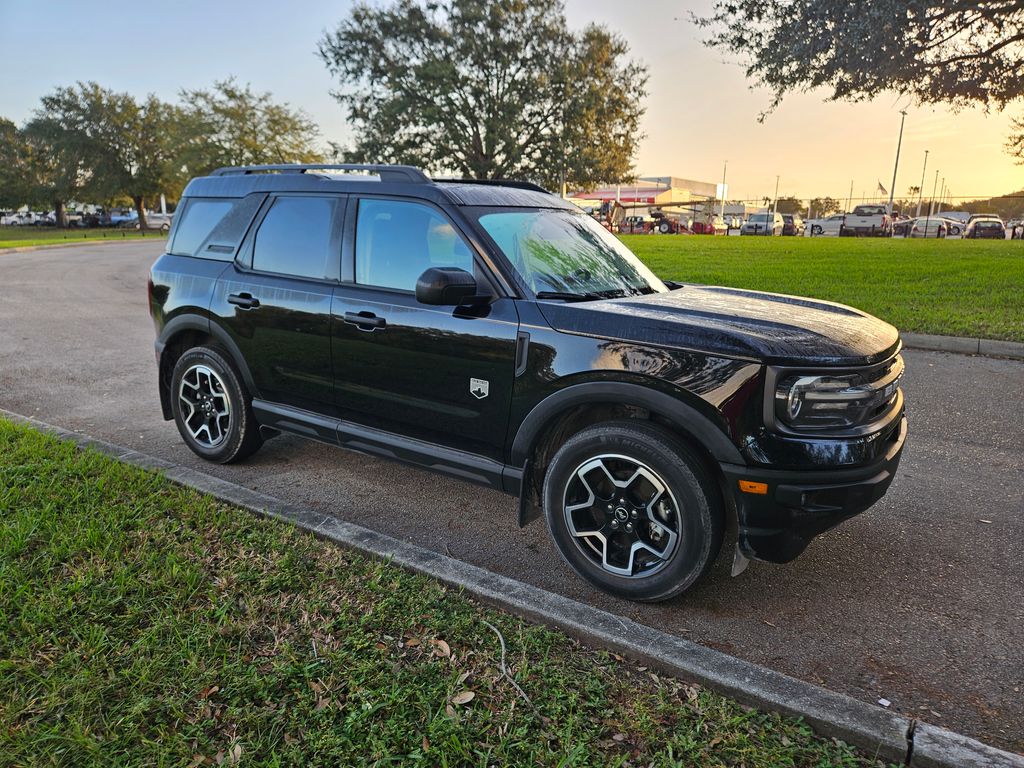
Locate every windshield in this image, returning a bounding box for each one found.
[748,214,771,223]
[853,205,886,215]
[474,208,666,297]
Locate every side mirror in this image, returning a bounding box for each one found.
[415,267,478,306]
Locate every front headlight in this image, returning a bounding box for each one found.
[773,357,903,431]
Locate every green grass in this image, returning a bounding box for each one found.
[0,419,893,767]
[625,235,1024,342]
[0,228,165,249]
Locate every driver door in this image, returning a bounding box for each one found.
[330,196,520,464]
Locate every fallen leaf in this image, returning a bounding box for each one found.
[432,639,451,658]
[612,733,627,742]
[451,690,475,705]
[405,638,421,648]
[445,704,457,718]
[199,685,220,700]
[456,671,470,685]
[228,743,242,765]
[422,736,430,752]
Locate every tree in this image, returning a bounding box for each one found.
[28,83,185,227]
[0,118,32,209]
[21,106,95,226]
[317,0,648,190]
[696,2,1024,157]
[808,196,841,217]
[774,195,805,215]
[178,79,323,175]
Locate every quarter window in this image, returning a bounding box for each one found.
[253,196,337,279]
[170,199,235,258]
[355,199,473,291]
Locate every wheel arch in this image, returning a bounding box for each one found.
[510,382,743,527]
[157,315,257,420]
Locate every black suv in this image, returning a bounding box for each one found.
[149,164,907,602]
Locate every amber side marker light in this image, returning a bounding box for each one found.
[739,480,769,495]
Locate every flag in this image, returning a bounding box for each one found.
[877,181,888,195]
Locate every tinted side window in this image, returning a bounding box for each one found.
[252,196,337,280]
[170,199,236,258]
[355,199,473,291]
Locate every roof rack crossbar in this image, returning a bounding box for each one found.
[209,163,430,184]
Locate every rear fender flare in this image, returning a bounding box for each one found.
[157,314,258,418]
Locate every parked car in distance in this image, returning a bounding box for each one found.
[804,213,845,237]
[964,218,1006,239]
[781,213,805,236]
[0,211,24,226]
[905,217,949,238]
[740,212,784,236]
[149,163,907,602]
[841,204,892,237]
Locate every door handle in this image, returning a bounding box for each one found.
[343,311,386,331]
[228,292,260,309]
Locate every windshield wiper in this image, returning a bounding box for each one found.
[535,290,615,302]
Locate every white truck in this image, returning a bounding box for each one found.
[841,204,892,237]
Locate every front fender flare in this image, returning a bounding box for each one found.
[510,381,744,468]
[508,381,745,526]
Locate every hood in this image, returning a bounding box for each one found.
[537,285,900,366]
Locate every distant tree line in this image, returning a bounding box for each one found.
[0,80,322,228]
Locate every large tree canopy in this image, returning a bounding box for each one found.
[318,0,648,190]
[178,79,323,175]
[28,83,185,227]
[698,1,1024,113]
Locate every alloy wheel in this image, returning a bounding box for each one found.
[562,454,681,578]
[178,364,231,448]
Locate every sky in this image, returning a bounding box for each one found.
[1,0,1020,202]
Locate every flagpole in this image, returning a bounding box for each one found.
[888,110,907,214]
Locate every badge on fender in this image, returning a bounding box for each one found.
[470,378,489,399]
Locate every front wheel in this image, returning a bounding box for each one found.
[170,345,263,463]
[543,421,724,602]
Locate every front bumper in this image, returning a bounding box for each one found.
[720,413,907,563]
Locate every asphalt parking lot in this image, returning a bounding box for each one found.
[1,240,1021,753]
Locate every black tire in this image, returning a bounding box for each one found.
[170,345,263,463]
[542,420,724,602]
[811,225,823,236]
[658,221,671,234]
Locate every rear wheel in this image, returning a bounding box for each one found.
[543,421,724,602]
[170,345,262,463]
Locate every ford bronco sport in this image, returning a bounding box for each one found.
[149,164,907,602]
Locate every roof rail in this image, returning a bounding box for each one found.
[433,177,551,194]
[209,163,430,184]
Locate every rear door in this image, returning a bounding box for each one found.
[330,196,520,463]
[211,193,344,415]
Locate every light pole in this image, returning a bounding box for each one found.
[770,175,780,235]
[719,160,728,222]
[915,150,929,218]
[925,169,939,230]
[888,110,907,214]
[937,178,946,215]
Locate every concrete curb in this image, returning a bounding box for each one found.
[902,332,1024,361]
[0,237,166,254]
[3,408,1022,768]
